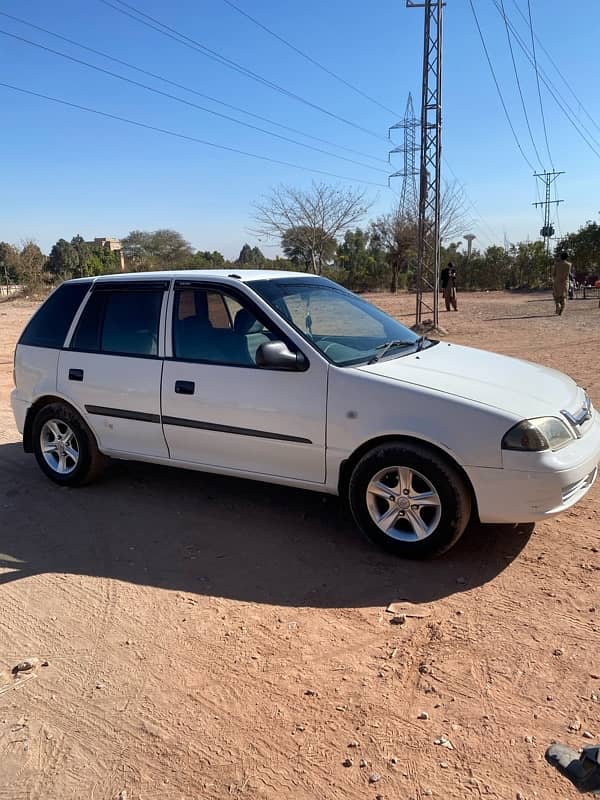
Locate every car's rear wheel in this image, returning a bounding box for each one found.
[32,402,106,486]
[348,442,471,558]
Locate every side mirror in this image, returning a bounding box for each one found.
[256,341,306,371]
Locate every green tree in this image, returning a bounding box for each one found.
[235,244,266,266]
[251,246,266,265]
[19,241,48,294]
[510,241,551,288]
[334,228,389,291]
[191,250,226,269]
[281,226,337,273]
[370,213,417,292]
[0,242,20,288]
[71,234,88,277]
[121,229,194,270]
[458,245,512,290]
[47,238,78,281]
[557,220,600,280]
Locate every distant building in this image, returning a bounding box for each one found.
[88,237,125,271]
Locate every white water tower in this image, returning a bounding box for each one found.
[464,234,476,259]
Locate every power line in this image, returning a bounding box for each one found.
[0,80,388,187]
[0,10,388,166]
[220,0,399,116]
[468,0,536,172]
[491,0,600,160]
[525,0,554,169]
[508,0,600,136]
[0,28,388,175]
[534,179,545,220]
[443,157,503,244]
[99,0,388,143]
[498,0,545,170]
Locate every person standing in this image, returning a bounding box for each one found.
[553,252,571,316]
[440,262,458,311]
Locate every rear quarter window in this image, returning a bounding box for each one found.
[18,281,92,349]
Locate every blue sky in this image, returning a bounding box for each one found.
[0,0,598,258]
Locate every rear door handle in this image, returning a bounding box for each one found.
[69,368,84,382]
[175,380,195,395]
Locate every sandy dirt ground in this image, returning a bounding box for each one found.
[0,291,599,800]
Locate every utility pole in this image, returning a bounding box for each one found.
[389,92,420,218]
[407,0,444,329]
[533,171,564,257]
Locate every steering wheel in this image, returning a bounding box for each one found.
[320,340,336,355]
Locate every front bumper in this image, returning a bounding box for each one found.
[467,410,600,524]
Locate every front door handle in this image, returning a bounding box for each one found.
[175,380,195,395]
[69,368,84,382]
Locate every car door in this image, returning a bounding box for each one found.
[58,279,169,458]
[160,280,328,483]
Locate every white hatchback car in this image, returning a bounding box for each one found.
[11,270,600,557]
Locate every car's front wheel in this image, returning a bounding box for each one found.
[348,442,472,558]
[32,402,106,487]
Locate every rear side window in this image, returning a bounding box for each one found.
[71,289,163,357]
[18,281,91,349]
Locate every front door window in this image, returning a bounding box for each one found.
[173,288,277,366]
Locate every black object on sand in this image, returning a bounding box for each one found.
[545,743,600,794]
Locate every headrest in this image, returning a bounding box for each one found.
[234,308,262,334]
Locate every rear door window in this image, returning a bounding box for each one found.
[71,288,164,357]
[19,281,91,349]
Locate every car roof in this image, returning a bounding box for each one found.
[74,269,312,284]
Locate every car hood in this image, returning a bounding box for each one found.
[356,342,580,419]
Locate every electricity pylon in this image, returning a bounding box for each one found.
[408,0,444,328]
[533,171,564,256]
[389,92,420,217]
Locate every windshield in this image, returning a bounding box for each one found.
[248,277,428,367]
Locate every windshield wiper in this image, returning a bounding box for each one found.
[367,336,424,364]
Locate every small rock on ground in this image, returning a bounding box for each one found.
[368,773,381,784]
[12,658,39,674]
[434,736,454,749]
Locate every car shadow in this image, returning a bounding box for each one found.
[0,442,534,608]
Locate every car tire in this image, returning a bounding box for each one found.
[348,442,471,558]
[32,402,106,487]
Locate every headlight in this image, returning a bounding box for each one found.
[502,417,575,452]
